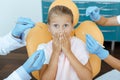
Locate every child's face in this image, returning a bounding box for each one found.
[48,14,73,36]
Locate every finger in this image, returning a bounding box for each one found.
[63,32,69,45]
[86,41,92,50]
[57,33,60,40]
[58,33,61,43]
[20,24,34,30]
[86,34,92,43]
[37,55,45,70]
[32,50,45,67]
[86,35,94,49]
[26,24,35,28]
[86,8,94,16]
[52,31,56,38]
[64,32,70,44]
[86,45,93,53]
[60,33,64,46]
[86,6,98,16]
[37,50,45,65]
[53,33,57,42]
[17,17,34,25]
[63,32,67,40]
[56,33,61,44]
[66,33,70,40]
[86,40,93,52]
[89,35,98,46]
[53,33,58,39]
[86,11,92,16]
[30,50,40,58]
[86,34,96,46]
[86,35,92,47]
[54,34,59,45]
[62,32,65,43]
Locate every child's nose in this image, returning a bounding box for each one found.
[59,27,63,33]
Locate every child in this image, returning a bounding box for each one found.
[37,6,92,80]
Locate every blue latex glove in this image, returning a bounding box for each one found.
[12,17,35,38]
[86,6,101,21]
[22,50,45,73]
[86,34,109,60]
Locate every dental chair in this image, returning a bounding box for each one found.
[26,0,104,79]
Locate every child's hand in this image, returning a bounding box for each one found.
[61,32,71,54]
[52,33,61,55]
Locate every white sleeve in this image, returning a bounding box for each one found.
[4,66,31,80]
[117,15,120,24]
[0,32,26,55]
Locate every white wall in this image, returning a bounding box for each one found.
[0,0,42,36]
[0,0,119,36]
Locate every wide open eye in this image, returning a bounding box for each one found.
[53,24,59,28]
[64,24,69,28]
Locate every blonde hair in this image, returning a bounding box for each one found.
[48,5,73,24]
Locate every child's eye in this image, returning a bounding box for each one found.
[53,24,59,28]
[64,24,69,28]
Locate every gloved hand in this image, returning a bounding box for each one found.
[86,6,101,21]
[12,17,35,39]
[86,34,109,60]
[22,50,45,73]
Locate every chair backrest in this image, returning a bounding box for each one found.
[26,22,52,79]
[26,21,104,79]
[75,21,104,77]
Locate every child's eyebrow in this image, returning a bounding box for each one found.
[64,22,71,24]
[51,23,58,25]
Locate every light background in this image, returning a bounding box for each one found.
[0,0,119,36]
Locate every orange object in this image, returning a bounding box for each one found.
[26,22,52,80]
[75,21,104,77]
[49,0,79,27]
[26,21,103,79]
[75,21,104,45]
